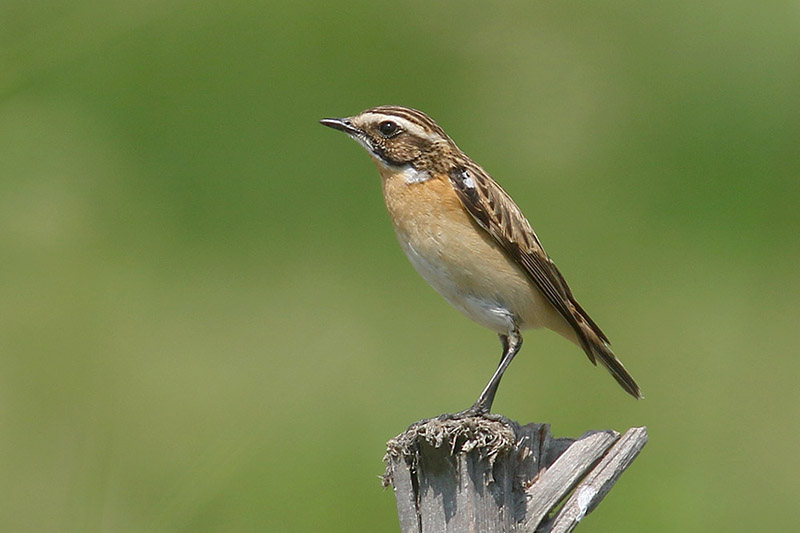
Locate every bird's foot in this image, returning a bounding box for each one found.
[445,401,503,421]
[404,401,505,433]
[456,403,488,418]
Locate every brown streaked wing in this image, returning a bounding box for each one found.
[448,163,609,360]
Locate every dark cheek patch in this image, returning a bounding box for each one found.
[380,138,421,166]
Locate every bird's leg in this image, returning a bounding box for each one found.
[467,328,523,415]
[480,333,510,409]
[499,334,510,364]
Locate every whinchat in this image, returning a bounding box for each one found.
[321,106,642,414]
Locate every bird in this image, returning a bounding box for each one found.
[320,105,641,414]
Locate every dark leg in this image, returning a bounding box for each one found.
[499,334,510,364]
[470,329,523,414]
[479,334,510,410]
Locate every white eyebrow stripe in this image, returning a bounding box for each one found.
[361,113,437,140]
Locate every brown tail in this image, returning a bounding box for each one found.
[590,334,643,399]
[576,320,643,399]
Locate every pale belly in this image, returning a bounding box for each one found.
[395,233,523,333]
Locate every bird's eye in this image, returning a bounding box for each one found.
[378,120,400,137]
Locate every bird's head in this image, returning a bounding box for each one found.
[320,106,457,172]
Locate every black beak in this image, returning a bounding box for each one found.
[319,117,359,136]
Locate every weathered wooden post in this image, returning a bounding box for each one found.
[383,414,647,532]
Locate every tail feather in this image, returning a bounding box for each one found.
[574,319,643,399]
[590,338,643,399]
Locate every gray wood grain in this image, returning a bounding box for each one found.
[521,430,619,530]
[389,454,421,533]
[384,414,647,532]
[544,427,649,533]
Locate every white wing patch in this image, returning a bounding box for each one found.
[462,170,476,189]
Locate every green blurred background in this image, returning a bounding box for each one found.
[2,1,798,531]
